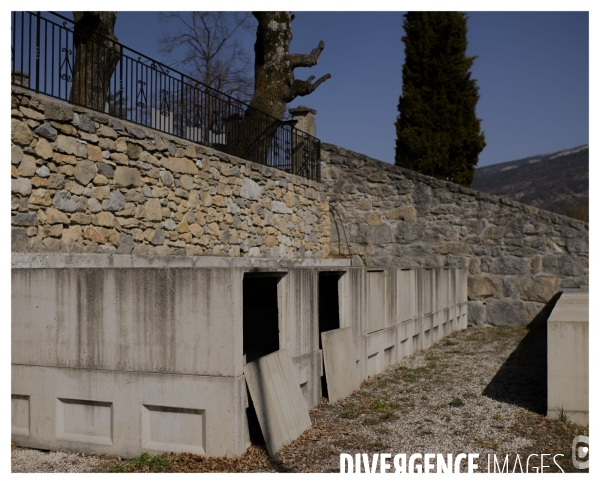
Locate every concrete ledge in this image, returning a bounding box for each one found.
[12,252,353,269]
[547,290,589,426]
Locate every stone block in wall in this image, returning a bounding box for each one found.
[520,275,560,303]
[44,100,73,121]
[485,299,529,326]
[467,301,486,327]
[502,275,521,299]
[395,221,425,244]
[386,206,416,221]
[542,253,585,277]
[467,274,503,299]
[480,256,530,276]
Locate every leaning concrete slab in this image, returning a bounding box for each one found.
[244,349,311,457]
[547,289,589,426]
[321,328,360,404]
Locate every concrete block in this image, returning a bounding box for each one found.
[321,328,359,404]
[547,291,588,425]
[244,349,311,457]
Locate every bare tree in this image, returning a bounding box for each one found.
[236,11,331,163]
[69,12,120,111]
[158,12,255,100]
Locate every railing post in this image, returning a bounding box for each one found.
[119,44,123,119]
[180,72,185,139]
[35,11,41,93]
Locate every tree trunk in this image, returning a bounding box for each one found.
[235,12,330,165]
[69,12,120,112]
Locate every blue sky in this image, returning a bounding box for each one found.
[49,8,590,167]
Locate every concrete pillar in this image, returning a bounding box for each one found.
[288,105,317,137]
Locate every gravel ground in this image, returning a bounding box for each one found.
[11,324,589,473]
[11,443,123,473]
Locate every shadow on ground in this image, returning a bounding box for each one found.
[482,293,561,414]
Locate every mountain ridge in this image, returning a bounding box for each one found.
[471,144,588,220]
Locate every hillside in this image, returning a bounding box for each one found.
[471,145,589,221]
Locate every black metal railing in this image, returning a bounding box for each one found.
[11,11,321,182]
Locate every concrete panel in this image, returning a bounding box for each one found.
[244,349,311,457]
[385,269,397,327]
[354,335,368,385]
[12,268,243,377]
[11,395,30,437]
[292,351,323,410]
[397,269,416,323]
[12,365,246,457]
[142,404,205,454]
[398,336,411,361]
[424,270,434,315]
[365,327,397,378]
[449,268,456,306]
[412,332,422,353]
[442,269,450,309]
[321,328,360,404]
[457,268,467,304]
[547,291,589,425]
[415,269,424,318]
[398,319,416,343]
[340,268,366,338]
[284,269,318,357]
[366,271,386,334]
[435,268,444,312]
[57,398,113,446]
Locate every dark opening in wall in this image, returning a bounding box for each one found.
[318,272,343,398]
[243,273,283,364]
[243,272,284,445]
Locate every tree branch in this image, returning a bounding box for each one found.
[287,40,326,68]
[290,73,331,99]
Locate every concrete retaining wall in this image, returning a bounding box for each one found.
[321,143,588,326]
[12,254,467,457]
[11,87,330,259]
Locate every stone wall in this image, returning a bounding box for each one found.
[321,143,589,326]
[11,87,330,258]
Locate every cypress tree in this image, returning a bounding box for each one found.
[394,12,486,186]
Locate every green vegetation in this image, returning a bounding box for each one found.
[109,452,173,473]
[394,12,485,186]
[556,405,570,423]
